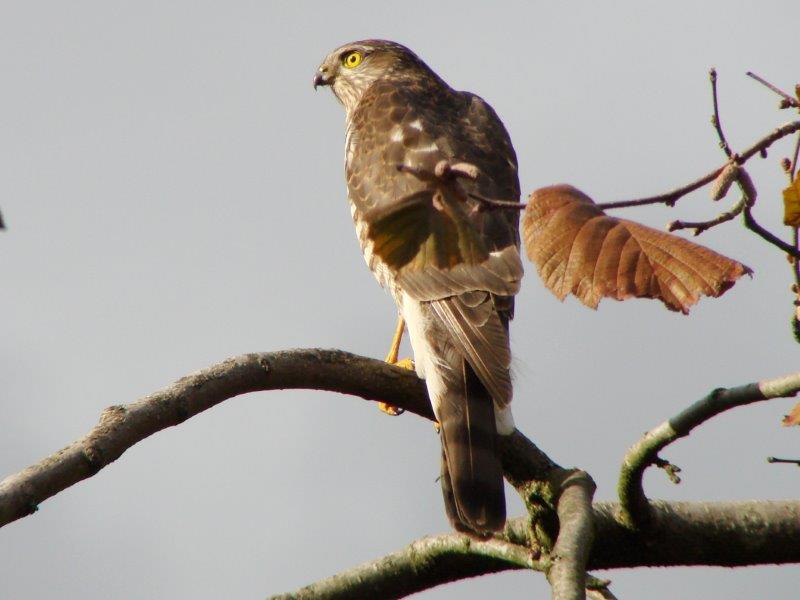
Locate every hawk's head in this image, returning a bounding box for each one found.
[314,40,436,114]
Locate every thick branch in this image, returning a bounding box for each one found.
[268,534,543,600]
[617,371,800,528]
[591,500,800,569]
[0,349,430,529]
[273,500,800,599]
[548,470,597,600]
[4,350,800,598]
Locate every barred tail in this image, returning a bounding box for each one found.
[438,360,505,534]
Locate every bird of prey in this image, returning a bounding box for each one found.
[314,40,522,535]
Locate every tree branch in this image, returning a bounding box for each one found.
[4,350,800,598]
[617,371,800,528]
[272,499,800,599]
[591,500,800,569]
[743,205,800,257]
[746,71,800,109]
[0,349,431,529]
[729,166,800,258]
[667,198,745,236]
[767,456,800,466]
[709,68,733,159]
[790,131,800,181]
[548,470,597,600]
[598,119,800,209]
[268,534,543,600]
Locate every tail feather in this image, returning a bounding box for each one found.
[438,360,505,534]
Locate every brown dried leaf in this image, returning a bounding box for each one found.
[522,184,752,314]
[782,401,800,426]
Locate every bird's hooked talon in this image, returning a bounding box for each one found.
[378,401,405,416]
[393,358,415,371]
[378,359,415,416]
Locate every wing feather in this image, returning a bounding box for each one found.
[429,294,513,407]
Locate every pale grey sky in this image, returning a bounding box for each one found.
[1,2,799,598]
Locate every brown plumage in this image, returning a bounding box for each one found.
[314,40,522,534]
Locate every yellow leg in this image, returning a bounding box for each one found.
[379,317,438,432]
[384,315,405,364]
[379,316,414,416]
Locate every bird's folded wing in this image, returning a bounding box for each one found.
[396,244,522,300]
[429,292,513,407]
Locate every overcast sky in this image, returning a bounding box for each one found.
[2,2,799,598]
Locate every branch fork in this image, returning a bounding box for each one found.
[617,371,800,529]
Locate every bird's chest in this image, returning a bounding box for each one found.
[345,124,399,296]
[348,196,397,294]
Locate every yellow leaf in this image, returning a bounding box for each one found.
[782,173,800,227]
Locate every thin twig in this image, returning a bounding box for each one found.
[730,167,800,258]
[397,160,530,213]
[598,168,723,209]
[710,68,733,158]
[743,206,800,257]
[793,227,800,288]
[791,132,800,180]
[617,371,800,529]
[599,120,800,209]
[467,191,527,211]
[667,198,745,235]
[746,71,800,109]
[738,121,800,163]
[767,456,800,466]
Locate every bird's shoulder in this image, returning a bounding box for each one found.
[347,76,520,244]
[348,80,516,181]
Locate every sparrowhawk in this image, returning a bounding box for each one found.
[314,40,522,535]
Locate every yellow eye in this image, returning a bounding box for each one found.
[342,51,363,69]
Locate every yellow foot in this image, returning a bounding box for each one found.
[394,358,415,370]
[380,358,415,416]
[379,316,414,416]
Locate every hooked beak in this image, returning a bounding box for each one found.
[313,68,333,90]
